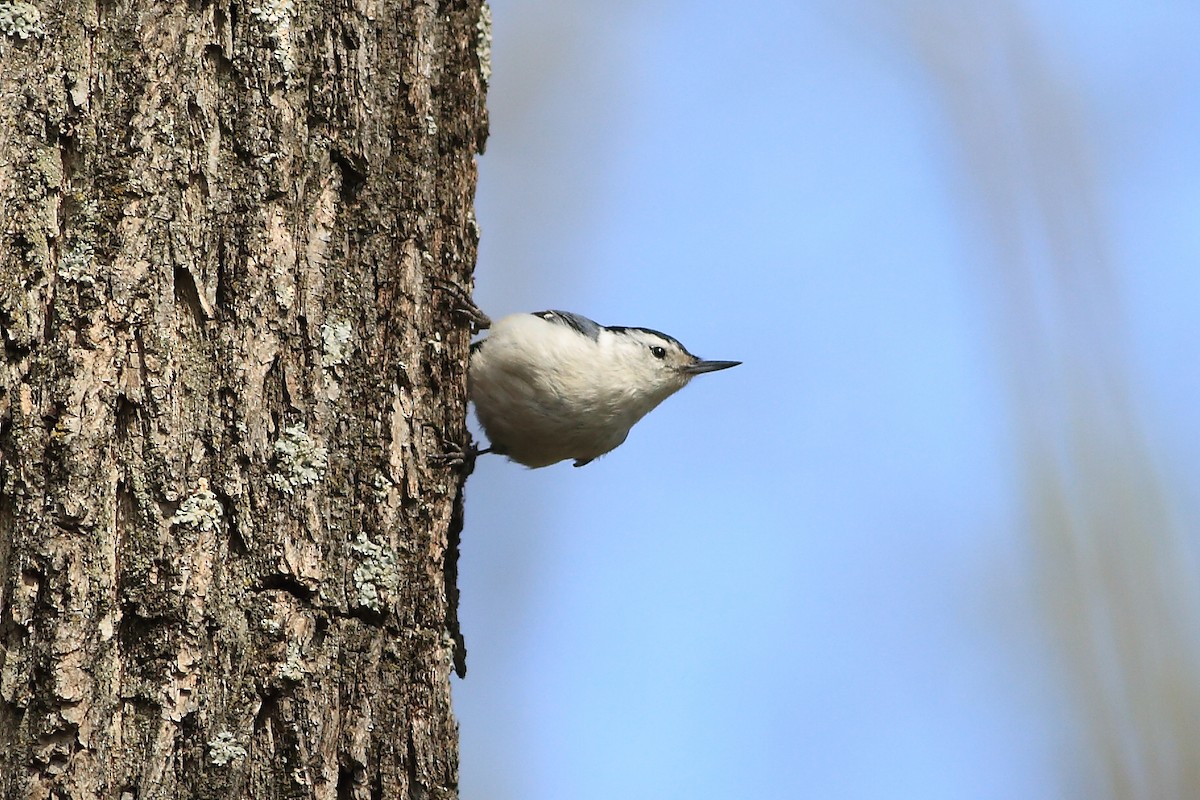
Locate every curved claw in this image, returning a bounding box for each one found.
[432,442,493,470]
[431,278,491,333]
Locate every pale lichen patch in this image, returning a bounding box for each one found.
[57,242,96,285]
[279,640,304,682]
[476,2,492,82]
[320,320,352,367]
[371,471,393,504]
[0,2,45,39]
[249,0,296,73]
[350,532,399,612]
[207,731,246,766]
[170,479,223,531]
[270,424,328,493]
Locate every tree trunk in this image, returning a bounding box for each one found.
[0,0,488,797]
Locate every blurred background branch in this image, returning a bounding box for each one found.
[899,3,1200,797]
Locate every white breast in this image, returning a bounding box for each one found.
[469,315,649,467]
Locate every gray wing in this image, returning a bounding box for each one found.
[533,310,602,342]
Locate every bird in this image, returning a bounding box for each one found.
[468,310,739,468]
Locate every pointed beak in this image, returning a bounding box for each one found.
[684,359,741,375]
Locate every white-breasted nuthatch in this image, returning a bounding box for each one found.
[468,310,740,468]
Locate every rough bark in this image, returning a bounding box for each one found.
[0,0,488,797]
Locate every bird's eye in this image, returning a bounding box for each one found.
[650,345,667,359]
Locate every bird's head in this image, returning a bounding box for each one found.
[603,325,740,407]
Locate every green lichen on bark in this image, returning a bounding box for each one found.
[0,2,45,39]
[269,423,329,493]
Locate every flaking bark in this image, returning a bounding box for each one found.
[0,0,488,797]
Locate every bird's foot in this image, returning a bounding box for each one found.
[432,441,493,470]
[431,278,491,333]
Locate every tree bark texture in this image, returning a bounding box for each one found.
[0,0,488,796]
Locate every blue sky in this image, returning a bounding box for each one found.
[455,2,1200,798]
